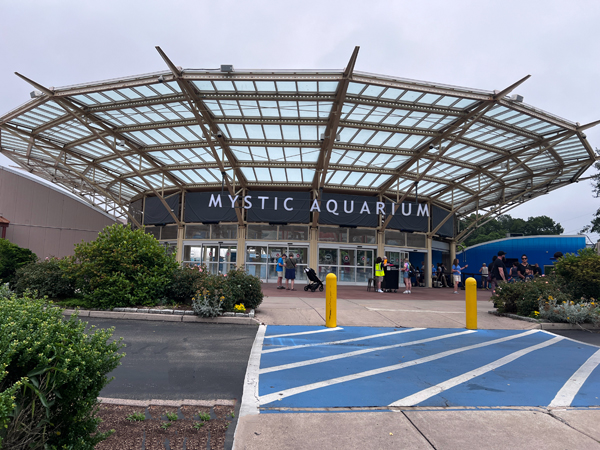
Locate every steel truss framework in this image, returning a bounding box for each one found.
[0,47,598,242]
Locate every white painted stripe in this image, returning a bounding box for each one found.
[367,308,462,314]
[262,328,425,354]
[390,336,563,407]
[549,348,600,407]
[238,324,266,419]
[259,330,539,405]
[260,330,476,374]
[264,327,343,339]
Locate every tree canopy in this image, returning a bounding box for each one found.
[580,161,600,236]
[460,214,564,247]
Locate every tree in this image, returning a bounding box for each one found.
[0,239,37,284]
[582,161,600,234]
[461,214,564,247]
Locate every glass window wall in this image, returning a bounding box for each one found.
[318,247,373,283]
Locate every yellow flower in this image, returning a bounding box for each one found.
[548,296,554,301]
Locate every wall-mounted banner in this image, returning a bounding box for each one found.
[432,205,455,237]
[384,199,429,232]
[184,191,237,223]
[246,191,311,223]
[143,194,180,225]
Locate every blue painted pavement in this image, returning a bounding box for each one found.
[258,326,600,411]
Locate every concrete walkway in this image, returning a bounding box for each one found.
[234,286,600,449]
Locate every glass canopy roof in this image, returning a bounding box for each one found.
[0,63,596,227]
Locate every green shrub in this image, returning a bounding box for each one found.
[0,283,12,300]
[0,239,36,285]
[0,295,124,449]
[168,266,211,305]
[492,276,570,316]
[13,258,74,299]
[553,248,600,300]
[66,224,178,309]
[222,268,263,311]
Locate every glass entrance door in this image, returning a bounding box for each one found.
[248,245,309,282]
[183,243,237,275]
[318,247,374,284]
[385,249,408,286]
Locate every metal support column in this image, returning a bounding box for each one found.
[450,240,456,267]
[237,225,246,269]
[176,225,184,264]
[377,231,385,259]
[309,227,319,270]
[426,236,433,288]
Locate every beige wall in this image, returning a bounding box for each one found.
[0,167,118,259]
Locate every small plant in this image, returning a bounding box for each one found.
[193,422,205,429]
[0,282,13,300]
[165,411,178,421]
[161,422,172,430]
[197,412,211,422]
[229,411,235,418]
[192,288,224,317]
[539,298,600,324]
[126,412,145,422]
[234,304,246,313]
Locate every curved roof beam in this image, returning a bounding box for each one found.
[311,46,360,226]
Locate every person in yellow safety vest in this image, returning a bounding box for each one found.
[375,256,385,293]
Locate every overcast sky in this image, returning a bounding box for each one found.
[1,0,599,241]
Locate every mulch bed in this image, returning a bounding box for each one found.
[95,404,233,449]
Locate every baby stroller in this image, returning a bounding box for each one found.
[304,267,324,292]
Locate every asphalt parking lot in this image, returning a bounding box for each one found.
[85,318,258,401]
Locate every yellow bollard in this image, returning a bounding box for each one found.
[325,273,337,328]
[465,277,477,330]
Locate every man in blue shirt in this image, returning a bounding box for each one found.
[276,253,286,289]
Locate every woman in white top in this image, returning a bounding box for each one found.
[479,263,489,290]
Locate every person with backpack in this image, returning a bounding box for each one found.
[285,255,297,291]
[451,259,468,294]
[402,258,412,294]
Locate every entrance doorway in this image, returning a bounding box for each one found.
[183,243,237,275]
[318,246,375,284]
[246,244,308,283]
[385,248,409,286]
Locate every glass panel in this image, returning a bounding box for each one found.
[184,245,203,263]
[356,267,372,283]
[246,245,268,263]
[246,263,267,279]
[319,248,338,265]
[385,251,401,267]
[318,265,337,281]
[339,266,356,282]
[161,225,178,240]
[340,249,356,266]
[348,228,376,244]
[203,245,219,264]
[247,224,278,240]
[268,246,286,279]
[278,225,309,241]
[144,226,161,239]
[219,246,237,274]
[407,234,427,248]
[186,224,210,239]
[212,224,237,239]
[319,227,347,243]
[357,250,373,268]
[288,247,308,265]
[385,230,406,246]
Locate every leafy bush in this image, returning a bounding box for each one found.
[492,276,570,316]
[553,248,600,300]
[168,266,211,305]
[0,283,12,300]
[13,258,75,299]
[0,239,36,285]
[221,268,263,311]
[539,298,600,324]
[0,295,124,449]
[66,224,178,309]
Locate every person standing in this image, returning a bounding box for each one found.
[437,263,448,287]
[479,263,489,289]
[517,254,530,281]
[509,262,520,282]
[402,258,412,294]
[276,253,286,289]
[490,251,507,294]
[285,255,297,290]
[375,257,385,293]
[451,259,468,294]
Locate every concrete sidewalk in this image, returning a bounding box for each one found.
[234,287,600,449]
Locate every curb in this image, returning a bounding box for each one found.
[63,309,260,325]
[488,311,600,330]
[98,397,235,407]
